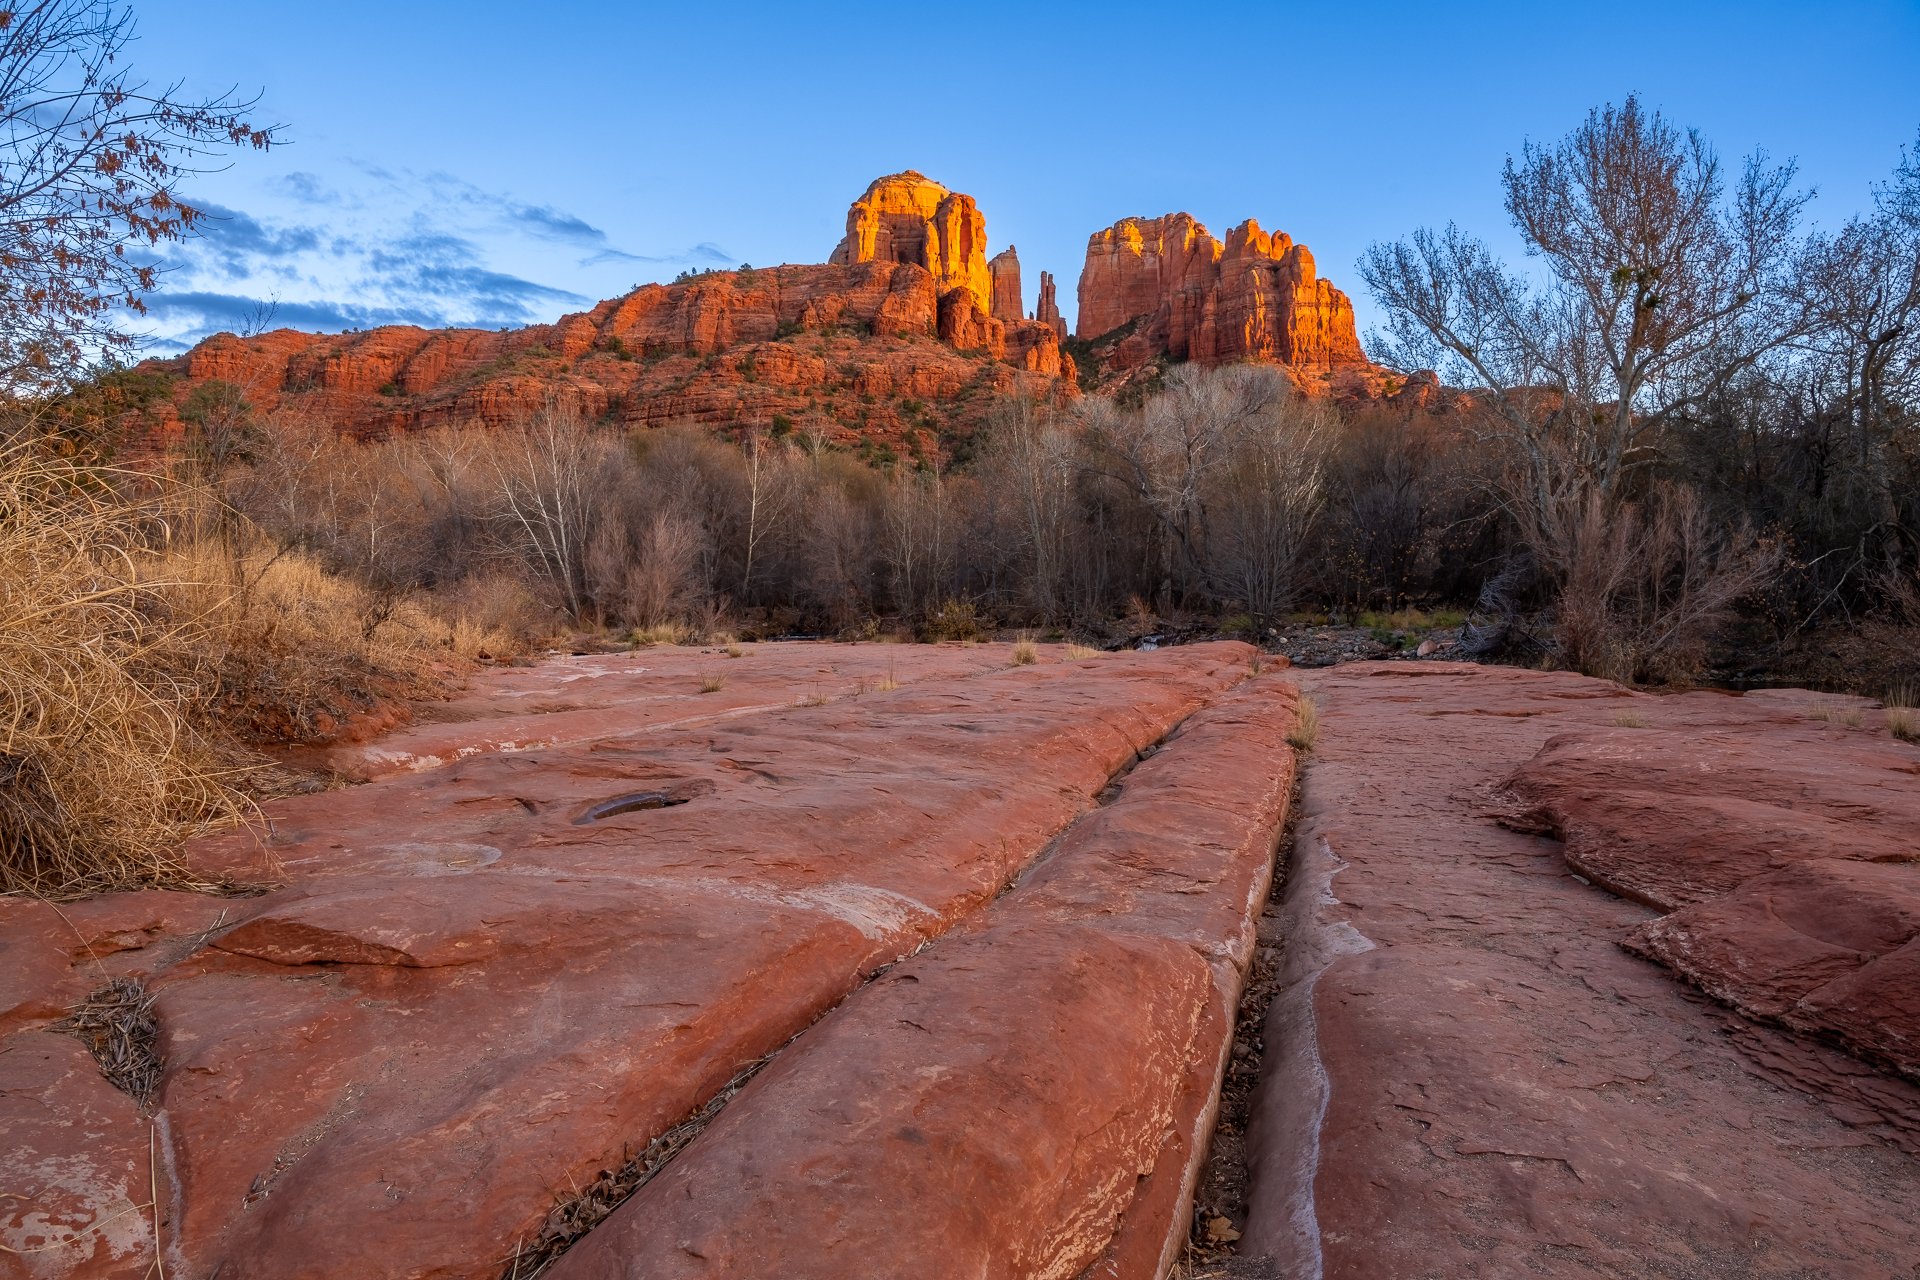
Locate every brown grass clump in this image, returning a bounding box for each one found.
[52,977,162,1108]
[697,673,725,694]
[1065,643,1101,660]
[1811,702,1865,729]
[630,622,689,647]
[0,444,250,897]
[148,539,460,744]
[1010,635,1039,666]
[1887,686,1918,744]
[1286,693,1321,752]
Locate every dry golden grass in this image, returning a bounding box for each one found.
[1,444,554,898]
[147,540,475,745]
[876,659,900,693]
[1010,635,1039,666]
[1612,711,1650,728]
[631,622,689,647]
[0,444,250,897]
[1887,686,1918,743]
[697,673,726,694]
[1287,693,1321,752]
[1065,643,1101,660]
[1811,702,1865,729]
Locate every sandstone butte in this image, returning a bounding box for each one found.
[1073,212,1375,396]
[130,171,1075,454]
[124,172,1436,453]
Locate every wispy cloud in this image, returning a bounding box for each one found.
[138,165,738,353]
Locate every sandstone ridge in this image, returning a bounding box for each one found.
[1074,211,1369,389]
[140,175,1401,451]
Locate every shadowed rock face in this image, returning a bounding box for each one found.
[1075,212,1368,373]
[1242,663,1920,1280]
[0,641,1298,1280]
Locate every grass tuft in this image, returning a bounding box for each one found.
[1010,635,1039,667]
[631,622,688,647]
[697,673,725,694]
[1065,643,1101,660]
[0,444,250,897]
[1811,702,1864,729]
[1885,683,1918,743]
[1286,693,1321,752]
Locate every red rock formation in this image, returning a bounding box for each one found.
[142,258,1073,452]
[1500,705,1920,1088]
[829,171,992,313]
[936,285,1004,355]
[1240,662,1920,1279]
[1035,269,1066,340]
[134,173,1084,456]
[988,245,1023,326]
[1074,211,1368,377]
[0,641,1268,1280]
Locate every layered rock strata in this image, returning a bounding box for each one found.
[1241,663,1920,1278]
[0,641,1283,1280]
[552,674,1299,1279]
[1075,212,1367,373]
[828,171,991,314]
[988,245,1023,325]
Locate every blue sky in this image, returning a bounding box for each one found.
[134,0,1920,353]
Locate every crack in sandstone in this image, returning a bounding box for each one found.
[495,684,1239,1278]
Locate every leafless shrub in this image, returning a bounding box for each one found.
[1554,484,1780,682]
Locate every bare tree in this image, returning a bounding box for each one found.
[980,396,1079,621]
[490,401,619,619]
[1362,97,1804,675]
[879,463,955,622]
[737,425,795,599]
[1792,131,1920,575]
[0,1,274,392]
[1204,393,1336,624]
[1081,364,1317,614]
[1363,97,1807,529]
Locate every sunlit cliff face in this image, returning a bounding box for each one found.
[828,171,993,314]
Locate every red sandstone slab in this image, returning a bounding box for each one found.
[1242,663,1920,1279]
[551,676,1299,1280]
[1629,859,1920,1080]
[1502,726,1920,910]
[335,642,1022,780]
[1,643,1256,1280]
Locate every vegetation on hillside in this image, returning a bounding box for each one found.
[5,45,1918,895]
